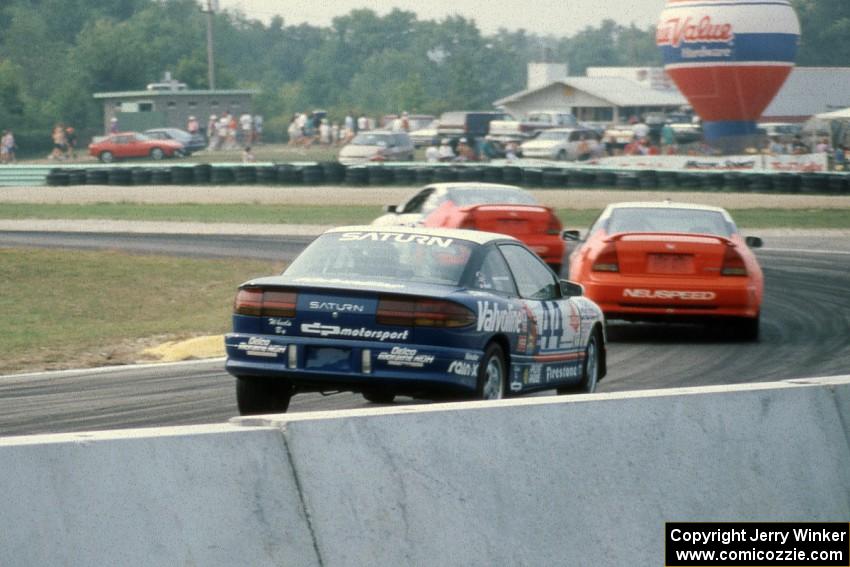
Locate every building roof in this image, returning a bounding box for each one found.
[93,89,258,99]
[763,68,850,119]
[494,77,687,108]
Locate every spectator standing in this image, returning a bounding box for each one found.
[660,122,675,149]
[319,119,331,145]
[206,114,219,149]
[242,146,256,163]
[49,125,67,160]
[344,112,356,135]
[64,126,77,159]
[109,117,119,134]
[455,137,476,161]
[187,115,200,136]
[239,112,253,145]
[0,130,15,164]
[253,115,263,144]
[835,145,847,171]
[815,137,831,154]
[504,141,519,161]
[287,115,300,146]
[331,122,340,146]
[357,114,368,132]
[425,141,440,163]
[437,139,455,162]
[400,111,410,132]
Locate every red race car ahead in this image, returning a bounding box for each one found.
[566,201,764,340]
[372,183,565,273]
[88,132,185,163]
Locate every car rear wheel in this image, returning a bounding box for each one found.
[99,151,114,163]
[236,377,293,415]
[150,147,165,160]
[362,390,396,404]
[477,343,506,400]
[557,332,600,395]
[557,149,567,161]
[732,314,760,342]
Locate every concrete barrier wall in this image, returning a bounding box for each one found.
[2,377,850,566]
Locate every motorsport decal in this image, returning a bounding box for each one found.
[338,232,454,248]
[623,289,717,301]
[524,300,582,352]
[300,323,409,342]
[237,337,287,358]
[377,347,435,368]
[545,364,579,382]
[510,366,523,392]
[476,301,527,334]
[447,360,478,377]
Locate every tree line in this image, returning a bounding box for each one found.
[0,0,845,152]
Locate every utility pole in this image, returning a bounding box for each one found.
[201,0,218,90]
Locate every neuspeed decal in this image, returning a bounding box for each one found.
[476,301,527,334]
[623,289,717,301]
[339,232,454,248]
[377,347,435,368]
[300,323,409,342]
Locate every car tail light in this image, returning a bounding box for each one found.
[376,297,476,328]
[234,287,297,317]
[546,213,562,235]
[592,242,619,272]
[721,244,748,276]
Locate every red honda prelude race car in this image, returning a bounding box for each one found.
[566,201,764,340]
[372,183,566,273]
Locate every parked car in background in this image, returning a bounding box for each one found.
[436,111,510,142]
[338,131,415,165]
[380,114,436,132]
[520,127,602,161]
[144,128,206,155]
[487,111,579,146]
[88,132,185,163]
[373,183,566,273]
[409,120,440,148]
[757,122,803,143]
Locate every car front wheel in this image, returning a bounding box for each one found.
[236,377,294,415]
[99,151,114,163]
[150,147,165,160]
[476,343,506,400]
[557,331,600,395]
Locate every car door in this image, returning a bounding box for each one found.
[499,244,584,389]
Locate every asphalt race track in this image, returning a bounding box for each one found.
[0,232,848,436]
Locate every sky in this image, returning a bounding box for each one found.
[214,0,669,36]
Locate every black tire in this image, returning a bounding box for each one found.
[557,332,601,395]
[235,377,293,415]
[99,151,114,163]
[476,343,507,400]
[150,147,165,160]
[557,149,567,161]
[362,390,396,404]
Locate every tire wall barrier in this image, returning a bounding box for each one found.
[23,163,850,194]
[2,376,849,566]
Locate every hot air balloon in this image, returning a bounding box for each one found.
[657,0,800,147]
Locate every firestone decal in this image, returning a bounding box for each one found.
[339,232,454,248]
[623,289,717,301]
[377,347,435,368]
[546,365,578,382]
[301,323,409,342]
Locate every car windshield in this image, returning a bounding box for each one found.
[351,133,391,146]
[536,131,570,141]
[447,187,538,206]
[607,207,733,237]
[284,231,478,286]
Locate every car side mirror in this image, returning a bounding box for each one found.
[383,204,397,213]
[560,280,584,297]
[745,236,763,248]
[562,229,581,241]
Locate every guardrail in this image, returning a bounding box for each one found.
[1,375,849,566]
[2,161,849,194]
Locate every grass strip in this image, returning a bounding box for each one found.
[0,203,849,229]
[0,248,282,374]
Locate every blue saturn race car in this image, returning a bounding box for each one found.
[225,226,607,414]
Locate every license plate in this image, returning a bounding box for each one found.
[647,254,694,274]
[306,347,351,371]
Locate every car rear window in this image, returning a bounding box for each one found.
[284,231,478,286]
[607,207,733,237]
[351,133,391,146]
[447,187,538,207]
